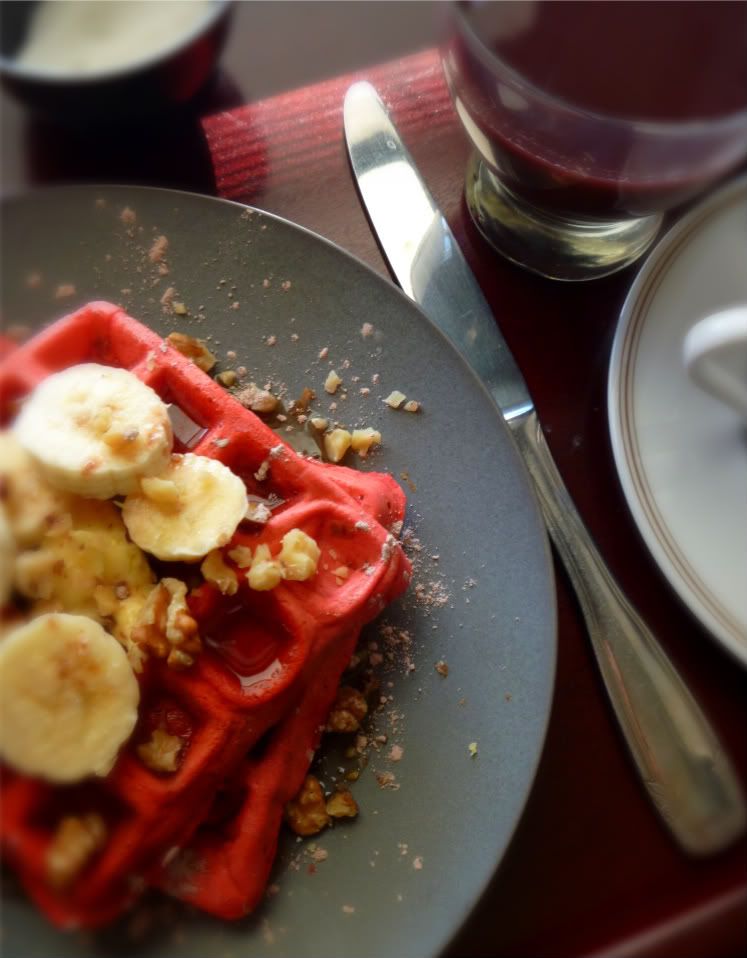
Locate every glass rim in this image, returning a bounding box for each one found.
[450,1,747,137]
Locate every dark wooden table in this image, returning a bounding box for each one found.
[2,5,746,957]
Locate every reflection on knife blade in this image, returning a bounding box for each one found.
[343,80,746,857]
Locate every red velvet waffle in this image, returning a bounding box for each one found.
[0,301,410,928]
[154,623,363,918]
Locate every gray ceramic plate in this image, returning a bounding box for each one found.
[0,185,556,958]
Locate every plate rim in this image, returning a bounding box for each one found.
[1,182,558,958]
[608,173,747,666]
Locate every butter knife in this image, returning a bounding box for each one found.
[343,80,746,856]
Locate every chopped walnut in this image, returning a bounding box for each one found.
[137,729,184,773]
[376,770,399,790]
[216,370,237,388]
[235,383,279,414]
[324,428,352,463]
[384,390,406,409]
[291,387,315,413]
[148,234,168,263]
[130,578,201,669]
[166,332,216,373]
[247,544,283,591]
[254,458,270,482]
[45,814,107,889]
[279,528,320,581]
[350,428,381,458]
[244,499,272,524]
[326,686,368,733]
[228,545,253,568]
[285,775,330,836]
[201,549,238,595]
[160,286,175,308]
[324,370,342,395]
[326,790,359,819]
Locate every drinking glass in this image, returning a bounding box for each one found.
[441,1,747,280]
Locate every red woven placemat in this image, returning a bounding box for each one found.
[202,48,453,204]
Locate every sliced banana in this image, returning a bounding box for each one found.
[0,504,15,606]
[13,363,173,499]
[0,613,140,784]
[0,431,73,549]
[122,453,247,562]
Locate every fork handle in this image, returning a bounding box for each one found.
[511,409,746,855]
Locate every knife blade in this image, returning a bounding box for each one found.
[343,80,746,856]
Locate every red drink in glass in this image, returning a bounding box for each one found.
[441,0,747,278]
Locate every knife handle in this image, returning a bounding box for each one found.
[512,410,746,855]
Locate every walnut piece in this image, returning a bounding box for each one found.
[323,428,352,463]
[137,728,184,773]
[285,775,331,836]
[228,544,253,568]
[291,387,315,413]
[247,544,284,591]
[350,428,381,458]
[242,529,321,591]
[326,686,368,733]
[166,332,216,373]
[216,370,237,388]
[234,383,279,414]
[130,578,201,669]
[278,528,320,581]
[201,549,238,595]
[326,790,359,819]
[244,499,272,524]
[45,814,107,889]
[324,370,342,394]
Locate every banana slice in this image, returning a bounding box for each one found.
[0,613,140,784]
[0,431,73,549]
[0,504,15,606]
[122,453,247,562]
[13,363,173,499]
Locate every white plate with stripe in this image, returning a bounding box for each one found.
[609,175,747,666]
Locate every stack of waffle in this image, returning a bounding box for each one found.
[0,302,411,927]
